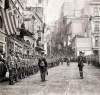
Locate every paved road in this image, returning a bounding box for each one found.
[0,62,100,95]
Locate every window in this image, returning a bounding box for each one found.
[94,7,99,16]
[94,21,99,32]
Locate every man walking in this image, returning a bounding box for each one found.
[38,53,47,82]
[78,51,84,79]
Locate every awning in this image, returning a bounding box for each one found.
[18,28,34,37]
[35,46,45,51]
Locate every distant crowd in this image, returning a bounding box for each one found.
[70,55,100,67]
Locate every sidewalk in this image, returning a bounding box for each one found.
[0,62,100,95]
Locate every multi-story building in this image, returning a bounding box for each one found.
[0,0,45,57]
[90,0,100,57]
[58,1,93,56]
[83,0,100,57]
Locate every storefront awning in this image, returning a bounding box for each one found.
[18,28,34,37]
[35,46,45,51]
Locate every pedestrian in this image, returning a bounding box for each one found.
[77,51,84,79]
[38,53,48,82]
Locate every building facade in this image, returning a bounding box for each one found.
[0,0,45,57]
[83,0,100,58]
[57,1,93,56]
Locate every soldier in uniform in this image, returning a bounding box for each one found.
[16,53,21,80]
[14,52,18,82]
[32,56,34,75]
[25,55,27,77]
[38,53,48,82]
[0,50,7,79]
[7,50,15,85]
[29,55,31,75]
[27,55,29,76]
[19,53,23,79]
[30,56,33,75]
[77,51,84,79]
[22,54,25,79]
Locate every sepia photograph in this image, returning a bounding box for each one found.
[0,0,100,95]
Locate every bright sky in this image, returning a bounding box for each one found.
[27,0,92,24]
[45,0,74,24]
[45,0,92,24]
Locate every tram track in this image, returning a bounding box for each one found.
[37,66,65,95]
[63,68,71,95]
[84,69,100,84]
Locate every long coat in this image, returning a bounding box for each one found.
[38,58,47,69]
[77,56,84,67]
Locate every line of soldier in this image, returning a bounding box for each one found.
[7,50,39,85]
[86,55,99,67]
[46,56,60,68]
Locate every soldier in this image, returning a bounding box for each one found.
[22,54,25,79]
[28,55,31,76]
[16,53,21,80]
[30,56,33,75]
[25,55,28,77]
[7,50,16,85]
[14,52,18,82]
[0,50,7,79]
[32,56,35,75]
[19,53,23,79]
[27,55,29,77]
[77,51,84,79]
[38,53,48,82]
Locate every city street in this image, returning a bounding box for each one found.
[1,0,100,95]
[0,62,100,95]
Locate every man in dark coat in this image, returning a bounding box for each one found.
[38,53,47,82]
[77,51,84,79]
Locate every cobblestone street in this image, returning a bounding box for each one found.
[0,62,100,95]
